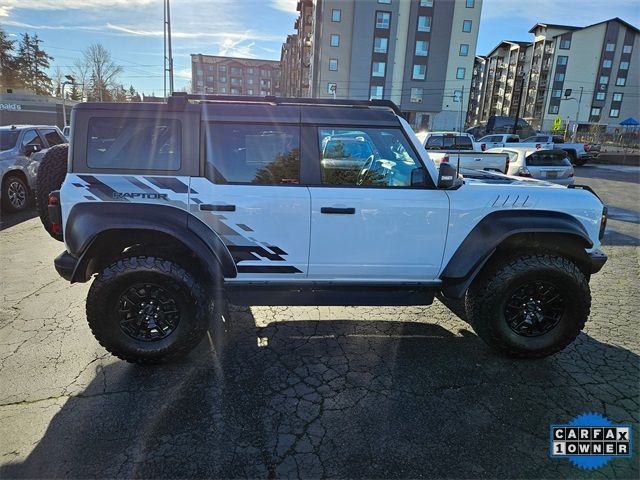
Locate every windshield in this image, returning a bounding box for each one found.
[0,131,19,151]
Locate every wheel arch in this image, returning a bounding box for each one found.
[440,210,593,298]
[65,202,237,282]
[2,168,30,190]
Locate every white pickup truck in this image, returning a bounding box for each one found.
[417,131,509,174]
[520,135,591,166]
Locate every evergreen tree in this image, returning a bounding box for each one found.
[128,85,141,102]
[0,27,20,89]
[69,83,82,101]
[13,33,54,95]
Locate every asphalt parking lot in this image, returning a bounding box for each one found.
[0,165,638,479]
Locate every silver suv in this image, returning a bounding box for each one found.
[0,125,66,212]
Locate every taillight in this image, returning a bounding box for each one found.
[48,193,62,235]
[518,167,532,177]
[442,155,450,163]
[481,143,486,151]
[505,154,510,174]
[584,144,590,152]
[48,193,59,205]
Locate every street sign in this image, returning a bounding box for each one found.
[552,116,563,132]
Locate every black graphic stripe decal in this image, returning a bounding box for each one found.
[237,265,303,274]
[144,177,189,193]
[228,245,287,262]
[77,175,121,201]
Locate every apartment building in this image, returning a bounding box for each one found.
[191,54,281,96]
[281,0,483,131]
[470,18,639,132]
[465,55,485,126]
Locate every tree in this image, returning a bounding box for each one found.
[71,58,90,100]
[69,82,82,101]
[81,43,122,101]
[14,33,54,95]
[0,27,20,90]
[128,85,141,102]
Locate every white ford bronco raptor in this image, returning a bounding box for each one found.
[39,94,608,364]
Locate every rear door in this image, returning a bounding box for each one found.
[307,126,449,281]
[191,119,311,280]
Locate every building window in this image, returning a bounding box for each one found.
[415,40,429,56]
[219,86,226,93]
[605,43,615,52]
[420,0,433,6]
[196,69,203,77]
[329,59,338,71]
[372,61,386,77]
[596,92,605,101]
[370,85,384,99]
[330,34,340,47]
[376,12,391,29]
[602,59,612,68]
[374,37,388,53]
[196,80,204,87]
[208,65,214,71]
[410,87,424,103]
[620,61,629,70]
[417,16,431,32]
[466,0,475,6]
[549,105,559,114]
[613,92,623,102]
[231,67,242,75]
[378,0,391,3]
[412,64,426,80]
[219,76,227,83]
[557,55,568,65]
[247,89,253,95]
[559,39,571,49]
[610,108,620,118]
[599,75,609,84]
[459,44,469,56]
[591,107,601,116]
[207,76,214,82]
[615,77,626,86]
[247,68,254,74]
[552,89,562,97]
[462,20,472,32]
[555,73,565,81]
[332,9,341,22]
[456,67,466,79]
[219,65,227,73]
[247,78,254,85]
[623,44,633,53]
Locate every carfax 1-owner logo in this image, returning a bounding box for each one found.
[550,413,633,469]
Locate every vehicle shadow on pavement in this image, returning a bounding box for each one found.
[0,207,37,231]
[2,306,638,479]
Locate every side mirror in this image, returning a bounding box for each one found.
[410,167,427,187]
[438,162,457,189]
[23,144,42,156]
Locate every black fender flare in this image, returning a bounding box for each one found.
[65,203,237,282]
[440,210,593,298]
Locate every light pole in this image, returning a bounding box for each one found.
[560,86,583,141]
[61,75,75,128]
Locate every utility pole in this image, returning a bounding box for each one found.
[164,0,174,98]
[572,86,584,142]
[459,85,464,133]
[512,74,525,135]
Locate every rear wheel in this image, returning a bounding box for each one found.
[36,144,68,240]
[1,174,30,212]
[465,254,590,358]
[86,256,209,364]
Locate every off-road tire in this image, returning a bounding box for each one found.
[465,254,591,358]
[1,174,30,213]
[36,144,68,241]
[86,256,208,364]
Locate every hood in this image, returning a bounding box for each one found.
[460,168,563,188]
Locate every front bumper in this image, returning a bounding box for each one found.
[588,249,608,274]
[54,251,78,281]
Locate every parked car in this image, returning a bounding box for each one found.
[487,147,575,185]
[467,116,536,139]
[0,125,66,212]
[418,131,509,173]
[477,134,521,151]
[520,135,591,166]
[41,94,607,364]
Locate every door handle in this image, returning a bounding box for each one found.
[200,204,236,212]
[321,207,355,214]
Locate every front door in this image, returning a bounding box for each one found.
[308,127,449,281]
[190,122,310,281]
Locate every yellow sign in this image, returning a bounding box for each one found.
[552,117,562,131]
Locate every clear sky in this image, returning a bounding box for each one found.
[1,0,639,96]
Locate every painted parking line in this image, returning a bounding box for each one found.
[587,164,640,173]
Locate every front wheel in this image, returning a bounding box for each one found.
[86,256,209,364]
[465,254,591,358]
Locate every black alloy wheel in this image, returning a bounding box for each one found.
[504,281,565,337]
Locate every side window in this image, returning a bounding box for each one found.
[87,117,181,170]
[506,137,519,143]
[205,124,300,185]
[41,129,65,146]
[22,130,43,147]
[318,127,420,187]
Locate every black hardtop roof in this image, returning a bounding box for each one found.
[74,94,402,127]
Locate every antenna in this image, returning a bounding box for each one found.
[163,0,174,98]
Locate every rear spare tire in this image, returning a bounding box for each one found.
[36,144,68,241]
